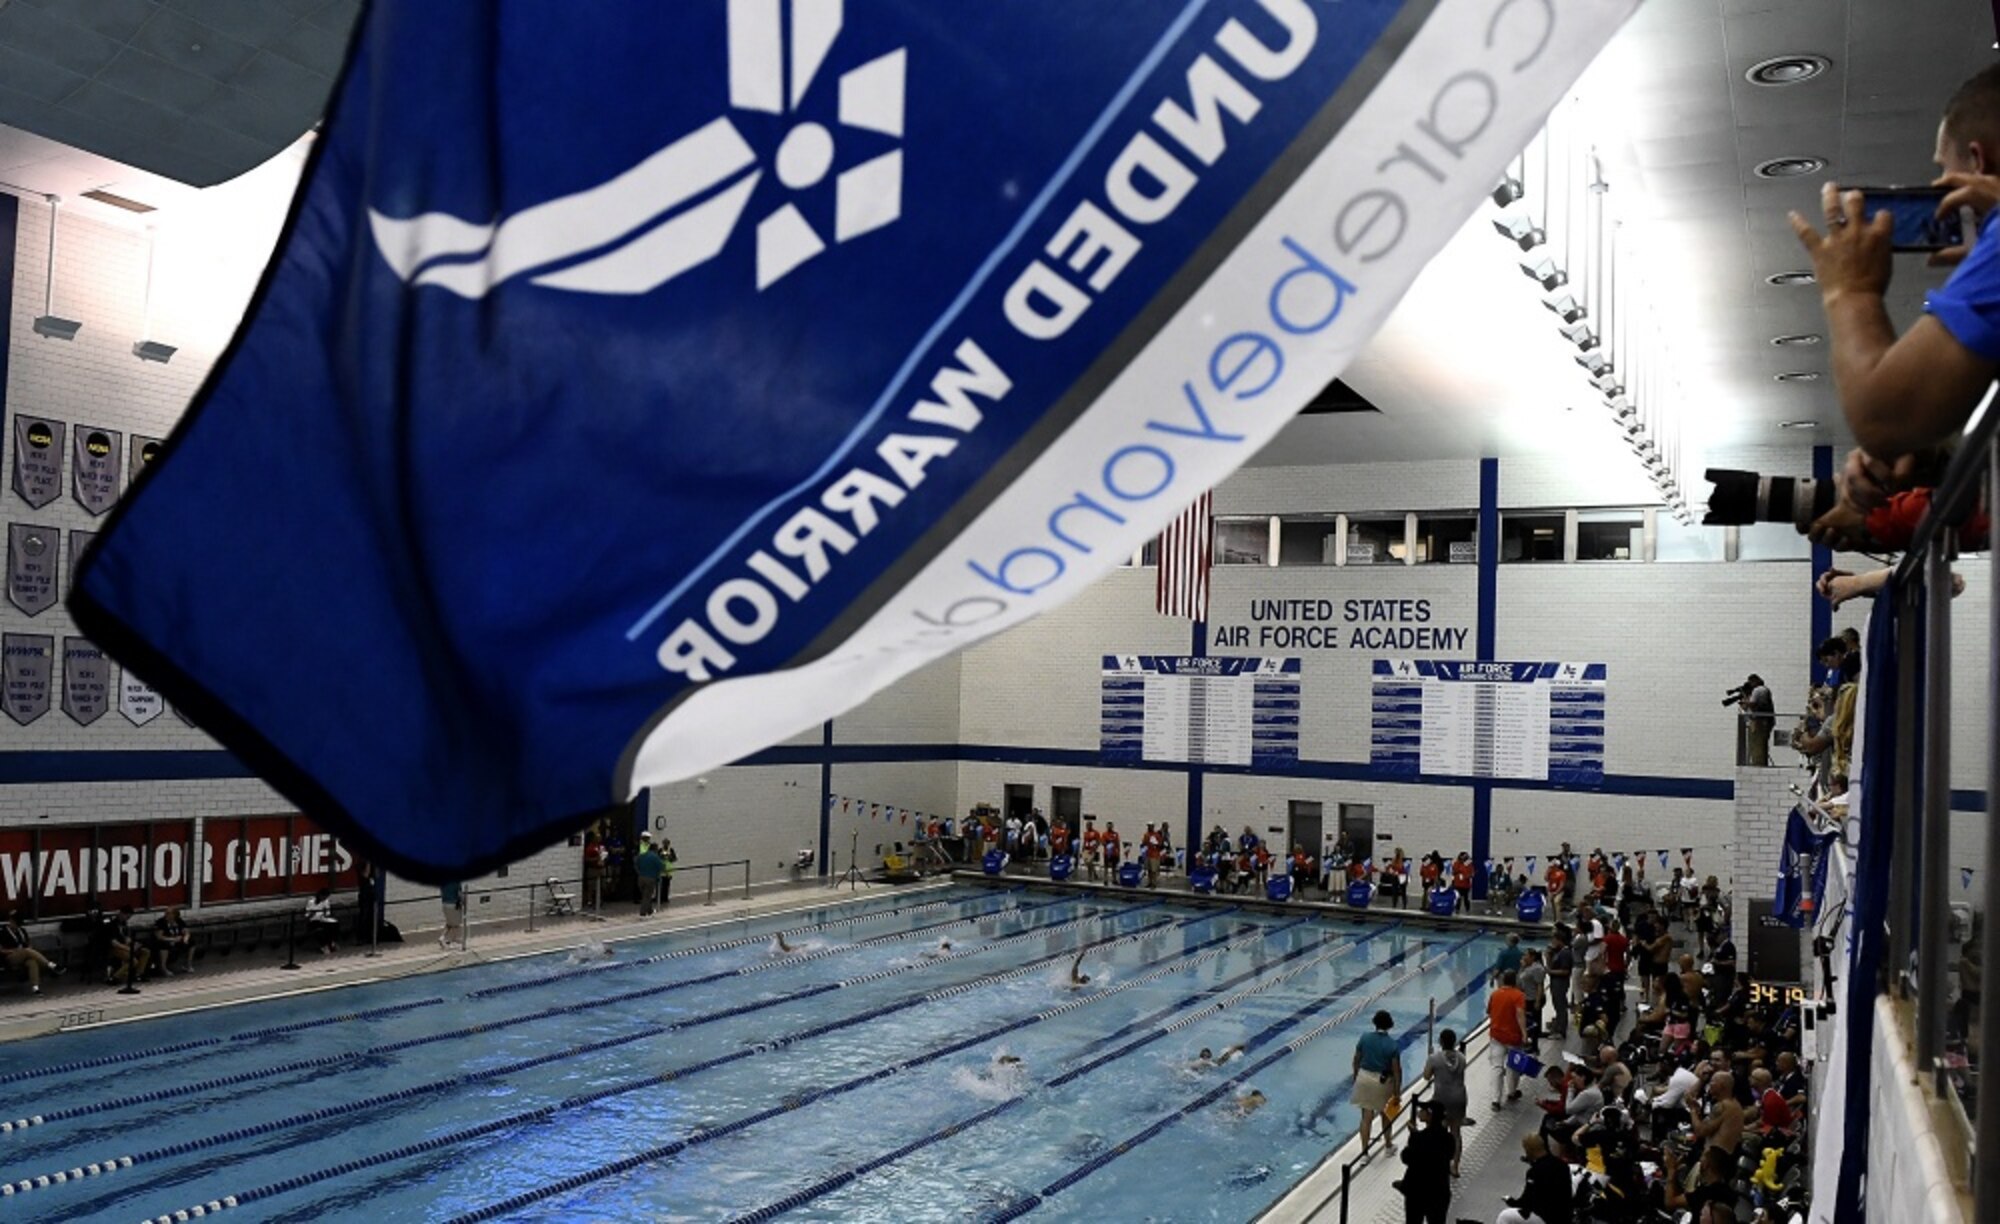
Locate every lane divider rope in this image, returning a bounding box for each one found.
[3,899,1119,1137]
[114,905,1207,1221]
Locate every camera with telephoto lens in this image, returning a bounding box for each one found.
[1722,681,1755,708]
[1702,469,1837,531]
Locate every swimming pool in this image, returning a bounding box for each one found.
[0,886,1501,1222]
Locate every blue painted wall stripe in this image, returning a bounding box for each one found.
[818,720,834,878]
[0,193,15,431]
[1473,457,1500,893]
[1188,618,1207,854]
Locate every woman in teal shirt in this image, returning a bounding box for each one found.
[1352,1009,1403,1153]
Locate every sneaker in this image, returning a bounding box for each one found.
[29,985,40,995]
[1509,1090,1524,1102]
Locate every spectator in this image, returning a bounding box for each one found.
[1103,822,1123,871]
[151,906,193,974]
[1383,848,1410,908]
[658,836,679,906]
[1651,1056,1707,1136]
[1487,970,1530,1110]
[1601,917,1629,989]
[1497,1132,1572,1224]
[583,835,606,909]
[1749,1067,1794,1138]
[1081,819,1102,882]
[1663,1143,1737,1224]
[1353,1008,1403,1154]
[1496,932,1524,978]
[1518,948,1547,1041]
[439,881,465,949]
[102,907,152,983]
[1735,674,1775,767]
[1786,65,2000,467]
[355,860,380,943]
[0,909,60,994]
[305,888,341,954]
[1691,1070,1745,1159]
[1543,856,1568,924]
[1422,1028,1471,1177]
[635,836,667,916]
[1450,853,1475,913]
[1398,1100,1456,1224]
[1545,929,1575,1040]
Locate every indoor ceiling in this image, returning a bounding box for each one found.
[0,0,1987,482]
[1256,0,2000,471]
[0,0,355,188]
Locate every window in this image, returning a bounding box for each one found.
[1123,538,1160,567]
[1737,521,1811,561]
[1655,513,1723,563]
[1213,517,1270,565]
[1415,515,1478,564]
[1576,509,1644,561]
[1277,516,1340,566]
[1501,513,1564,562]
[1345,515,1406,565]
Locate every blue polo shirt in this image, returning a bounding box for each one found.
[1927,210,2000,359]
[1356,1029,1399,1075]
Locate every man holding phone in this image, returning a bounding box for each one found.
[1788,64,2000,497]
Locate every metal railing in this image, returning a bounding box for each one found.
[1873,405,1998,1221]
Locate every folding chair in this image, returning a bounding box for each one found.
[545,877,577,917]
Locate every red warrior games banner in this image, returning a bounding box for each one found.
[0,815,358,918]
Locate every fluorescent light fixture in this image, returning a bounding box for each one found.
[1493,214,1546,251]
[132,339,177,363]
[132,229,174,364]
[1559,321,1600,351]
[32,195,80,342]
[1608,399,1638,422]
[1521,258,1567,291]
[1544,294,1586,324]
[1492,175,1524,207]
[1574,350,1612,376]
[1592,373,1625,397]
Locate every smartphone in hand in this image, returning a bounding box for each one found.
[1843,186,1968,251]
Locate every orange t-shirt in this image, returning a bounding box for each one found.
[1452,862,1474,889]
[1487,986,1528,1047]
[1546,866,1567,893]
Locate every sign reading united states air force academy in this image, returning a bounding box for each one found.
[71,0,1639,877]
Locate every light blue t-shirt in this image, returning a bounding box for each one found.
[1927,210,2000,360]
[1356,1029,1399,1075]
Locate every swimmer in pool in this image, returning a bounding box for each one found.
[1068,949,1091,988]
[1228,1089,1269,1118]
[770,932,796,955]
[973,1052,1026,1086]
[1188,1044,1247,1071]
[922,936,954,959]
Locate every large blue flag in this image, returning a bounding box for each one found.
[72,0,1635,878]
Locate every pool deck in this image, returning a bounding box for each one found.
[0,877,950,1045]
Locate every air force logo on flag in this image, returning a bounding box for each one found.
[368,1,905,295]
[71,0,1637,878]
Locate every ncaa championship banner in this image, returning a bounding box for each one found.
[72,0,1636,878]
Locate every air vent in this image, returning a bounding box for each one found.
[1747,55,1830,86]
[1755,156,1826,179]
[1766,271,1817,287]
[1774,371,1821,383]
[1771,333,1823,346]
[80,189,156,214]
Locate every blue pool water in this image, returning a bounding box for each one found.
[0,886,1502,1222]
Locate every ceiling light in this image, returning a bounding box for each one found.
[1492,175,1524,207]
[1521,258,1567,291]
[1592,373,1625,397]
[1609,399,1638,421]
[1746,55,1830,86]
[1493,214,1546,251]
[132,227,175,364]
[1559,321,1600,351]
[80,188,155,214]
[1767,270,1816,286]
[1543,294,1586,324]
[132,340,177,363]
[1574,350,1612,376]
[1779,419,1818,429]
[1774,371,1821,382]
[1771,333,1822,346]
[31,196,81,342]
[1755,156,1826,179]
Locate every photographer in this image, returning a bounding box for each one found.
[1724,675,1774,767]
[1788,65,2000,506]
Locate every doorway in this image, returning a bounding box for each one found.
[1051,786,1082,828]
[1004,784,1034,822]
[1287,800,1323,858]
[1339,803,1375,859]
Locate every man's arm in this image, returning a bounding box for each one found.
[1792,185,2000,459]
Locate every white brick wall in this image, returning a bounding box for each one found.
[1490,787,1735,893]
[1732,766,1797,939]
[1217,460,1477,515]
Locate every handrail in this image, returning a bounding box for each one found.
[1890,392,2000,586]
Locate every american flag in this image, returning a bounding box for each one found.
[1155,490,1213,620]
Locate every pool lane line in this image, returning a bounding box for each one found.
[1057,920,1397,1067]
[430,910,1303,1224]
[982,932,1488,1222]
[0,997,451,1095]
[716,933,1445,1224]
[109,907,1221,1222]
[466,887,1035,999]
[2,899,1135,1139]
